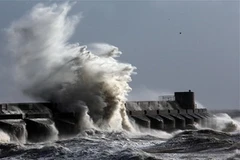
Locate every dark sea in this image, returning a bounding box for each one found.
[0,111,240,160]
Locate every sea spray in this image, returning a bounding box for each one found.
[129,121,173,139]
[25,118,59,143]
[0,120,27,144]
[0,129,10,143]
[196,113,240,132]
[6,3,136,131]
[14,121,28,144]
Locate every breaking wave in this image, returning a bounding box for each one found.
[0,130,10,143]
[6,2,136,131]
[196,113,240,133]
[1,129,240,160]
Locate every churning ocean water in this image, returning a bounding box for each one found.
[0,110,240,160]
[1,2,240,160]
[1,119,240,160]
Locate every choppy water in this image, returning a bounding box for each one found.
[1,118,240,160]
[1,2,240,159]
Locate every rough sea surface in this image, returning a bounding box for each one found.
[1,2,239,160]
[1,110,240,160]
[0,127,240,160]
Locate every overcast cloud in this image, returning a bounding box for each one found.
[0,1,239,109]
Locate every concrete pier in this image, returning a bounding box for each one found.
[178,109,194,125]
[186,109,202,123]
[127,108,207,131]
[128,111,151,128]
[169,110,186,129]
[25,118,55,142]
[125,91,210,130]
[157,110,175,130]
[145,110,164,130]
[0,90,211,140]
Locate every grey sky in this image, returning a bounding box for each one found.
[0,1,239,109]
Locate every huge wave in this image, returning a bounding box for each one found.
[6,3,136,132]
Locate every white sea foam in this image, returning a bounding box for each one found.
[197,113,240,133]
[6,2,136,132]
[0,129,10,143]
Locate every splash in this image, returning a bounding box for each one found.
[195,101,206,109]
[6,3,136,131]
[0,130,10,143]
[25,118,59,143]
[197,113,240,133]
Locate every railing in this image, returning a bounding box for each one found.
[158,95,175,101]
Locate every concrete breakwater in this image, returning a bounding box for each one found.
[127,107,209,130]
[125,90,210,130]
[0,90,211,142]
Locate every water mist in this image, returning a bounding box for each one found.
[6,3,136,131]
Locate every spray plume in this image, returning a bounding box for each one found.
[6,3,136,131]
[197,113,240,133]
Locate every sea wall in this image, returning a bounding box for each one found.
[127,107,209,131]
[0,102,210,132]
